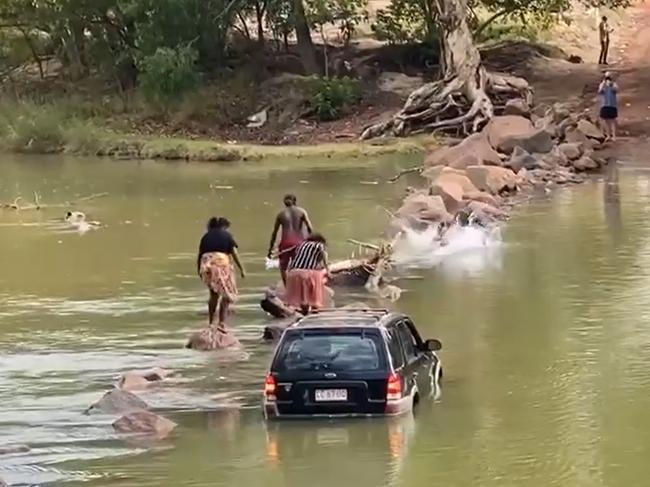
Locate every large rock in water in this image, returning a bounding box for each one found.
[424,133,502,168]
[463,190,500,207]
[396,193,451,223]
[430,180,465,214]
[118,367,170,391]
[113,411,177,438]
[466,166,518,195]
[85,389,148,415]
[0,444,30,455]
[557,142,583,161]
[485,115,535,152]
[186,326,241,351]
[427,168,479,194]
[571,155,599,172]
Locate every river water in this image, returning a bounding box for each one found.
[1,154,649,486]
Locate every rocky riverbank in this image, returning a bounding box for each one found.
[393,100,610,229]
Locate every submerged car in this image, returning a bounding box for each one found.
[263,309,442,419]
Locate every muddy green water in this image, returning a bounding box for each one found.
[1,155,649,487]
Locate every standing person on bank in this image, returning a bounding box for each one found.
[599,16,612,65]
[598,71,619,141]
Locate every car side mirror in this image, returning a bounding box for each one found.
[424,339,442,351]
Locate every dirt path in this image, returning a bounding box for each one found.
[598,1,650,161]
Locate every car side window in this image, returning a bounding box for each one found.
[397,322,419,362]
[386,327,405,369]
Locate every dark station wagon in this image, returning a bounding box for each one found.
[263,309,442,419]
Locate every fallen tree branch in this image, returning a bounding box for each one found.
[1,192,109,211]
[388,166,423,183]
[347,238,380,251]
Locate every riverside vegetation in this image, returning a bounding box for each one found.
[0,0,631,160]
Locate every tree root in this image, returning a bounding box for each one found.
[361,70,532,140]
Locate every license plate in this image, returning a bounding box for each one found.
[315,388,348,402]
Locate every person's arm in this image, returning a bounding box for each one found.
[598,81,606,93]
[321,246,330,274]
[612,82,619,92]
[302,210,314,235]
[267,215,281,258]
[197,235,206,275]
[231,247,246,278]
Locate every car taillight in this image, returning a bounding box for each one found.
[386,373,402,401]
[264,374,277,401]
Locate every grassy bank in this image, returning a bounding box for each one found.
[0,101,427,162]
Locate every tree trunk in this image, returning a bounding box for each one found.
[292,0,320,75]
[255,0,266,47]
[361,0,531,139]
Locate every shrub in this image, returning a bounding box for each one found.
[138,45,200,112]
[0,102,65,152]
[371,0,438,45]
[307,76,362,121]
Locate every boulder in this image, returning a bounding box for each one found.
[551,102,571,123]
[467,200,507,218]
[463,190,500,207]
[430,170,479,194]
[422,165,467,183]
[557,142,583,161]
[430,180,465,214]
[448,153,481,170]
[0,478,6,487]
[85,389,148,415]
[564,126,591,145]
[424,132,502,168]
[499,129,554,154]
[118,368,170,391]
[576,119,605,141]
[113,411,177,438]
[186,326,242,351]
[466,166,518,194]
[504,98,531,117]
[572,155,599,172]
[485,115,535,152]
[534,114,557,138]
[506,146,540,172]
[397,193,452,223]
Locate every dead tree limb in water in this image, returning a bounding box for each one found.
[361,0,532,139]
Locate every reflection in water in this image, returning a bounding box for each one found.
[264,415,415,486]
[604,162,623,240]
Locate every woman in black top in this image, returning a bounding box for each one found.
[197,217,245,331]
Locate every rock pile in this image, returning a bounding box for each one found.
[84,381,177,439]
[396,101,608,227]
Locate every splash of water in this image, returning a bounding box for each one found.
[391,223,503,274]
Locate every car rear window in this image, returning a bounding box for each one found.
[274,330,385,372]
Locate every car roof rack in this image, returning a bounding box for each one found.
[310,308,389,314]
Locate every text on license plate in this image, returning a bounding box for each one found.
[315,388,348,402]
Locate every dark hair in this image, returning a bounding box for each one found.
[307,232,327,245]
[207,217,219,230]
[602,15,607,21]
[283,194,297,206]
[207,216,230,230]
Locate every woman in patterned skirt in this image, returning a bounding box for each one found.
[197,217,245,331]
